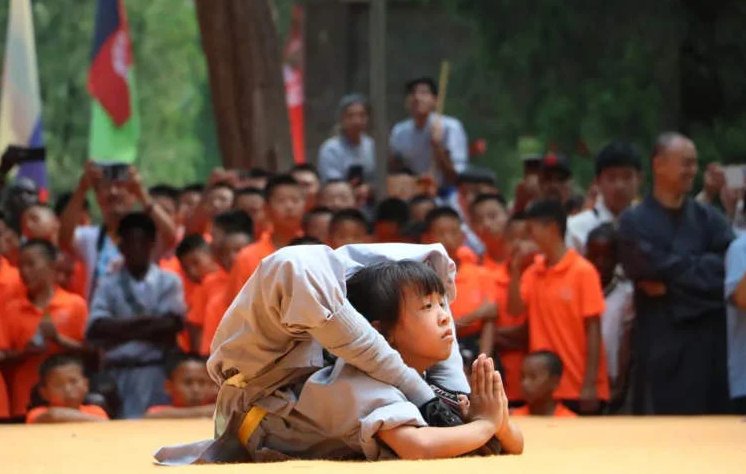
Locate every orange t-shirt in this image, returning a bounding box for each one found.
[26,404,109,423]
[520,249,609,400]
[0,257,23,418]
[198,269,230,356]
[483,257,527,402]
[511,403,577,417]
[450,258,497,338]
[224,232,277,306]
[3,287,88,416]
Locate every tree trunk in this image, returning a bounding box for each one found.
[195,0,292,172]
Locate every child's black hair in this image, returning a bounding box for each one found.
[39,354,85,384]
[423,206,461,232]
[175,234,210,260]
[526,350,564,378]
[149,184,180,204]
[524,199,567,237]
[264,174,300,201]
[409,194,435,207]
[163,352,207,379]
[291,163,320,178]
[181,183,205,195]
[235,186,264,199]
[346,260,445,334]
[117,212,157,241]
[212,210,253,238]
[330,208,370,233]
[595,140,642,176]
[288,236,324,246]
[470,193,508,213]
[54,191,91,216]
[375,198,409,226]
[587,222,618,246]
[21,238,58,262]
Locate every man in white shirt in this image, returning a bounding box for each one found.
[389,78,468,188]
[567,141,642,251]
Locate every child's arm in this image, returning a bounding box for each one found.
[580,316,602,413]
[144,404,215,419]
[30,407,106,423]
[378,420,496,459]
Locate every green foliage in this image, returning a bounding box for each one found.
[0,0,218,197]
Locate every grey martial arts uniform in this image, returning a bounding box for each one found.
[208,243,469,458]
[87,264,186,418]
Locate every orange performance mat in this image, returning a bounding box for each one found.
[1,416,744,474]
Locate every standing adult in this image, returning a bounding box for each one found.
[317,94,376,185]
[618,132,734,414]
[389,78,468,188]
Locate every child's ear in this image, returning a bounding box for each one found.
[38,384,50,404]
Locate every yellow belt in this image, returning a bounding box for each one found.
[224,373,267,446]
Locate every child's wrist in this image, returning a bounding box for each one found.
[471,417,499,436]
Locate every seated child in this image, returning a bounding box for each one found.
[422,207,497,360]
[328,208,370,248]
[165,244,523,462]
[2,239,88,417]
[146,352,217,419]
[512,351,576,417]
[302,207,333,243]
[26,354,108,423]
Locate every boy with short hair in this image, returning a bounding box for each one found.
[422,207,496,359]
[585,223,634,410]
[145,352,217,419]
[1,239,88,417]
[176,235,220,351]
[328,209,370,248]
[86,212,186,418]
[302,207,334,243]
[509,199,609,415]
[26,354,108,423]
[318,179,356,212]
[196,211,253,355]
[225,175,305,303]
[374,198,411,243]
[233,187,266,239]
[471,195,530,401]
[511,351,576,417]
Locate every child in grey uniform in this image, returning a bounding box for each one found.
[157,244,521,462]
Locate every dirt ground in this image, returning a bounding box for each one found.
[1,416,744,474]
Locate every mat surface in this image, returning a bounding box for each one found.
[1,416,744,473]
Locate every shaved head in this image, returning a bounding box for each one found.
[652,132,694,159]
[651,131,698,199]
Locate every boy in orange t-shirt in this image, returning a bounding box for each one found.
[175,234,220,351]
[0,239,23,418]
[2,239,88,416]
[470,193,533,401]
[26,354,108,423]
[145,352,217,419]
[511,351,577,417]
[225,175,305,303]
[509,199,608,415]
[197,211,253,355]
[422,207,497,362]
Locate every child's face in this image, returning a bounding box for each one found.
[21,206,59,241]
[304,213,332,243]
[471,200,508,244]
[180,249,216,283]
[235,194,266,234]
[527,219,558,251]
[320,183,356,212]
[586,237,616,285]
[118,229,155,273]
[520,356,558,405]
[424,217,464,258]
[178,191,202,223]
[329,220,369,248]
[40,363,89,409]
[410,201,435,223]
[55,252,76,289]
[165,360,217,408]
[19,247,55,292]
[389,288,453,372]
[206,187,234,216]
[216,233,251,272]
[267,185,305,232]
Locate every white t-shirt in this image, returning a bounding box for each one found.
[73,225,123,300]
